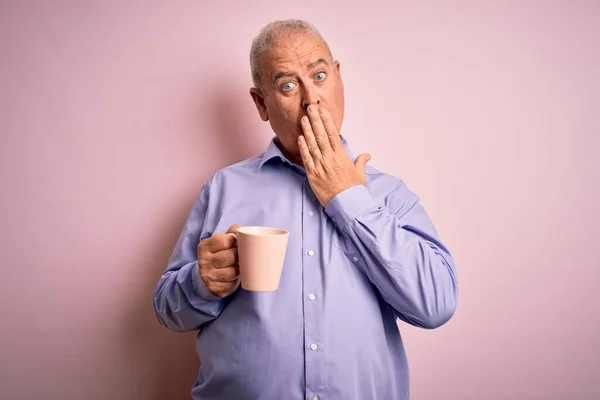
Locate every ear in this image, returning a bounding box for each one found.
[334,60,344,89]
[249,87,269,122]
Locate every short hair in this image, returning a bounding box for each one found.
[250,19,332,91]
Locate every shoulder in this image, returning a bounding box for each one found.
[187,153,265,210]
[204,153,265,189]
[364,164,420,212]
[365,164,410,192]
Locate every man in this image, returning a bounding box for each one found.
[153,19,458,400]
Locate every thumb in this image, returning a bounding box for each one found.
[227,224,243,234]
[354,153,371,185]
[354,153,371,172]
[226,224,243,240]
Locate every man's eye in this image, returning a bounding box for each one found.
[315,72,326,81]
[282,82,296,91]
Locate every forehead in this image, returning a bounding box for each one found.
[260,32,330,72]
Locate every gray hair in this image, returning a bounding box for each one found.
[250,19,332,92]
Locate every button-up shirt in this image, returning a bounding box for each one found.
[153,136,458,400]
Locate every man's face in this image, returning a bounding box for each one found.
[250,32,345,165]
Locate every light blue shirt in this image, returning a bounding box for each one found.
[153,136,458,399]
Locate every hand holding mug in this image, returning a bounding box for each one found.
[197,224,242,297]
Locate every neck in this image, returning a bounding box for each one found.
[275,138,304,167]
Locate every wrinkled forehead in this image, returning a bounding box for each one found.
[260,32,331,74]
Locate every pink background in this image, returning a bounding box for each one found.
[1,1,598,399]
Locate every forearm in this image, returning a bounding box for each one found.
[326,185,458,329]
[153,260,226,332]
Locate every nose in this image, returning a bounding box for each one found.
[301,85,320,110]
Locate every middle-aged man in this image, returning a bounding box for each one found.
[154,19,458,400]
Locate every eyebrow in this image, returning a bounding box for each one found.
[272,71,294,83]
[308,58,329,69]
[272,58,330,83]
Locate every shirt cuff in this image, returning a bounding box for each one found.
[190,261,223,302]
[324,184,379,229]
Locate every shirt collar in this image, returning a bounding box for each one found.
[258,134,355,170]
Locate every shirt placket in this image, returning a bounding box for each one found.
[302,178,326,400]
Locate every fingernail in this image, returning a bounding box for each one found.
[308,105,316,113]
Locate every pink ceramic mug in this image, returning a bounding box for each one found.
[234,226,289,292]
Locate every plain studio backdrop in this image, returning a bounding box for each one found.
[1,1,598,399]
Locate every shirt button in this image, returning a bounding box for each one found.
[353,256,359,262]
[312,396,319,400]
[307,250,315,256]
[310,343,318,351]
[308,211,314,217]
[308,293,316,301]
